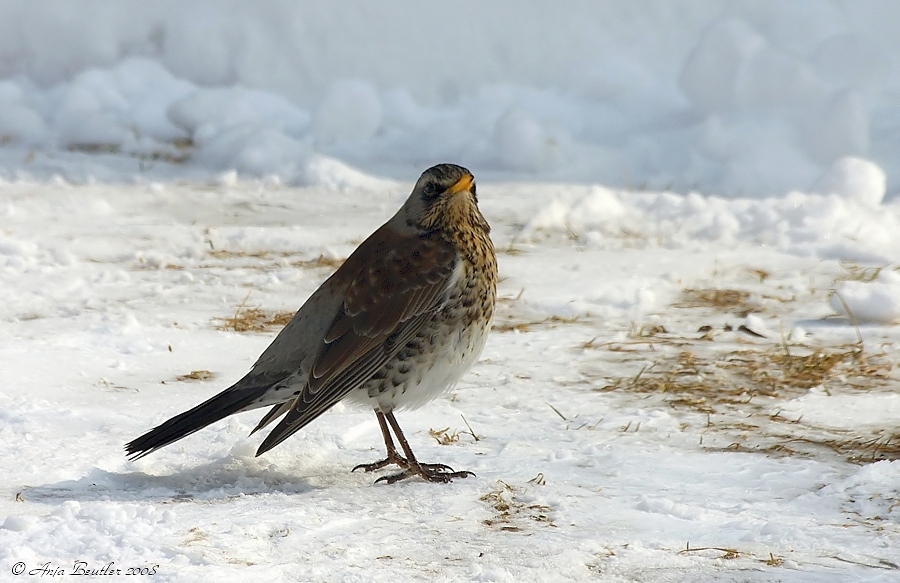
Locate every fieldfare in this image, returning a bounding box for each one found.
[126,163,498,484]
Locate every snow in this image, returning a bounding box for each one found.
[1,172,899,581]
[1,2,900,581]
[0,2,900,197]
[812,156,887,206]
[830,269,900,323]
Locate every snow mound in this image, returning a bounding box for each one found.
[811,156,886,206]
[312,80,382,146]
[303,155,398,193]
[522,186,900,262]
[829,268,900,323]
[678,18,767,113]
[54,58,195,148]
[0,3,900,196]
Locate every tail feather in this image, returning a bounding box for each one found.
[256,395,343,456]
[249,401,293,435]
[125,384,272,460]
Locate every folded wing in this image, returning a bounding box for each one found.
[255,226,457,455]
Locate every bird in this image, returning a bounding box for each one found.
[125,163,497,484]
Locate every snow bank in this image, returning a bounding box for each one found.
[522,185,900,263]
[0,2,900,197]
[812,157,886,206]
[830,268,900,323]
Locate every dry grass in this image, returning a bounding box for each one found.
[747,268,771,283]
[429,415,480,444]
[135,250,342,336]
[208,250,345,270]
[629,323,668,338]
[208,250,275,260]
[130,256,184,270]
[294,255,345,269]
[480,481,554,532]
[67,140,191,165]
[130,249,345,273]
[838,261,894,283]
[718,432,900,465]
[215,296,295,333]
[727,348,891,393]
[216,307,294,333]
[67,143,121,154]
[171,137,193,149]
[174,370,214,382]
[499,241,526,256]
[598,345,889,408]
[183,527,208,546]
[676,544,789,567]
[595,343,897,464]
[493,315,579,333]
[428,427,461,445]
[674,288,755,314]
[679,545,743,560]
[141,151,191,165]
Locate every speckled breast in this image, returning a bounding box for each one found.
[359,247,497,412]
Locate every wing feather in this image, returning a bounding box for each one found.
[255,227,457,455]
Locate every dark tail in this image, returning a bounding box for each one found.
[125,384,270,460]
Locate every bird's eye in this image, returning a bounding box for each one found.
[422,182,440,199]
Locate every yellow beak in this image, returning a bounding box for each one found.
[446,173,474,195]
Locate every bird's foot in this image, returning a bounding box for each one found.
[374,461,474,484]
[352,452,455,475]
[352,450,409,473]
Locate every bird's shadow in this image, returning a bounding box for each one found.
[22,457,323,504]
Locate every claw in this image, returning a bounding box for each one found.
[375,463,475,484]
[352,454,409,473]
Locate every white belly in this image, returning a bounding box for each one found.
[349,314,492,412]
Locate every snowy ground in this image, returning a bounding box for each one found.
[0,167,898,582]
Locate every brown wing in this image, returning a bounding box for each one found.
[255,225,457,455]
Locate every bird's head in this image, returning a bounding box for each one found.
[401,163,489,234]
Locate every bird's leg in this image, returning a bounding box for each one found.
[352,411,409,472]
[375,411,474,484]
